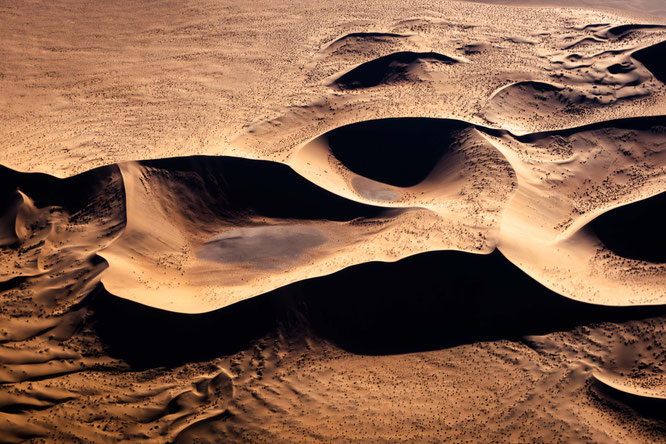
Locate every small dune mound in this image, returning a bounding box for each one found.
[590,191,666,263]
[607,61,635,74]
[572,23,610,31]
[484,59,654,128]
[332,51,459,89]
[324,118,471,187]
[484,81,586,126]
[632,40,666,83]
[321,32,411,55]
[562,36,606,50]
[460,42,491,55]
[551,47,655,103]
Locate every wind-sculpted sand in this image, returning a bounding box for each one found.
[1,0,665,442]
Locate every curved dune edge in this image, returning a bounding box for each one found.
[590,191,666,263]
[593,372,666,400]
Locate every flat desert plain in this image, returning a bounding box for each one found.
[1,0,666,442]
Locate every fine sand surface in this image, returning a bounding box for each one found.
[1,0,666,442]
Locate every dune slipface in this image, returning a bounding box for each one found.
[1,0,666,443]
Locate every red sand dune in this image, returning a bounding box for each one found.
[1,0,665,442]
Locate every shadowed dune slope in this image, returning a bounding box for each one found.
[592,375,666,421]
[332,51,459,89]
[633,40,666,83]
[89,249,666,366]
[301,249,666,354]
[330,32,408,41]
[0,165,122,224]
[137,156,388,222]
[590,191,666,263]
[87,283,281,369]
[325,118,476,187]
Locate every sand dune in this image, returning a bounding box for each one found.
[1,0,666,442]
[97,116,521,312]
[332,51,461,89]
[489,115,666,305]
[97,113,665,312]
[3,113,662,315]
[98,157,418,313]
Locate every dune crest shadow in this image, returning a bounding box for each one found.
[590,191,666,263]
[88,249,666,368]
[325,117,472,187]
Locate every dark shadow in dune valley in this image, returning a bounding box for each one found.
[89,249,666,368]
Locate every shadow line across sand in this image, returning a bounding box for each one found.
[87,249,666,370]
